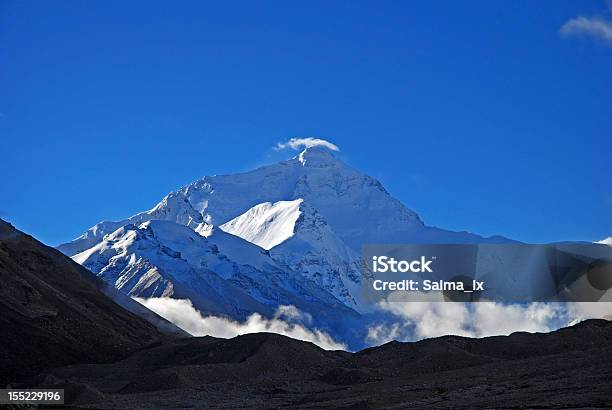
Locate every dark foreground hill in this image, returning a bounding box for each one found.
[35,320,612,408]
[0,219,186,386]
[1,220,611,408]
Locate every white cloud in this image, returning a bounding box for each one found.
[370,292,612,345]
[275,304,313,324]
[134,297,346,350]
[371,300,562,342]
[567,302,612,324]
[470,302,561,336]
[366,323,401,345]
[275,137,340,152]
[369,291,565,342]
[560,16,612,44]
[134,297,612,350]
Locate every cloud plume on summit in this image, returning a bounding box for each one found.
[275,137,340,152]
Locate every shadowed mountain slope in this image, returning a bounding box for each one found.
[40,320,612,408]
[0,219,185,386]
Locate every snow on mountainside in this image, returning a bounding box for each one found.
[72,220,360,339]
[596,237,612,246]
[220,199,303,250]
[222,199,362,308]
[58,145,516,348]
[72,220,271,317]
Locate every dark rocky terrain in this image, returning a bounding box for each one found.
[0,219,185,386]
[1,220,611,408]
[35,320,611,408]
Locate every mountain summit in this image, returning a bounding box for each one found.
[296,145,339,167]
[58,146,511,348]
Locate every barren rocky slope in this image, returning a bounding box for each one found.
[37,319,612,408]
[0,219,185,386]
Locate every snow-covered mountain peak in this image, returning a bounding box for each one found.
[297,146,339,168]
[220,199,304,250]
[56,140,527,348]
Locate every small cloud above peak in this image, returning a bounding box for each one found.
[275,137,340,152]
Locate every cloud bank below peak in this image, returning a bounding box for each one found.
[275,137,340,152]
[366,293,612,346]
[135,297,347,351]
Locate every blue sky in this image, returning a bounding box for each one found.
[1,0,610,246]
